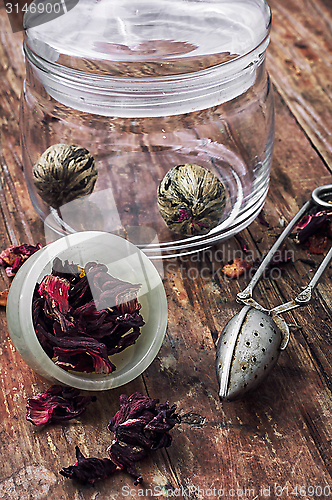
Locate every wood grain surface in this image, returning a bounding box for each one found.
[1,1,332,499]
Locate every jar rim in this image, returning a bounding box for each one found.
[24,0,272,79]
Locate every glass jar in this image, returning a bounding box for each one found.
[20,0,274,258]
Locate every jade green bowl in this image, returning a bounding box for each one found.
[6,231,167,390]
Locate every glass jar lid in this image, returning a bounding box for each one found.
[23,0,271,116]
[24,0,271,75]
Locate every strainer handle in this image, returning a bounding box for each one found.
[237,184,332,310]
[270,241,332,315]
[237,199,311,308]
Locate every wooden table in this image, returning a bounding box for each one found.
[1,0,332,498]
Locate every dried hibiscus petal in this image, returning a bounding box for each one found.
[295,212,329,245]
[52,257,82,278]
[85,262,141,311]
[60,446,116,484]
[38,275,70,314]
[0,243,42,277]
[26,385,96,426]
[293,209,332,255]
[40,328,116,374]
[55,345,116,374]
[107,441,145,485]
[107,392,180,485]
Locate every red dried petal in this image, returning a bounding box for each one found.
[295,213,312,231]
[107,392,179,484]
[26,385,96,426]
[106,327,142,356]
[60,446,116,484]
[0,246,17,267]
[107,441,145,485]
[118,298,142,315]
[85,261,141,310]
[55,348,115,374]
[38,275,70,314]
[0,243,42,276]
[6,255,23,277]
[40,330,115,374]
[13,243,43,256]
[296,213,329,244]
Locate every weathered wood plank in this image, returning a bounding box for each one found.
[267,0,332,169]
[1,0,332,498]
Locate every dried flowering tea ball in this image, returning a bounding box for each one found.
[157,164,226,236]
[32,144,98,209]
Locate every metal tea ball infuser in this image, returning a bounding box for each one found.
[216,184,332,401]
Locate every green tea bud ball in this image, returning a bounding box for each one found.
[157,164,226,236]
[33,144,98,209]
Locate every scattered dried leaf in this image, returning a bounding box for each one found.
[0,289,9,307]
[308,234,328,254]
[222,258,252,279]
[0,243,42,277]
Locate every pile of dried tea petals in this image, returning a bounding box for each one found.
[25,388,180,486]
[33,258,145,374]
[0,242,42,307]
[107,391,180,484]
[0,242,42,277]
[60,391,179,485]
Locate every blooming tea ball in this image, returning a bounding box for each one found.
[33,144,98,209]
[157,164,226,236]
